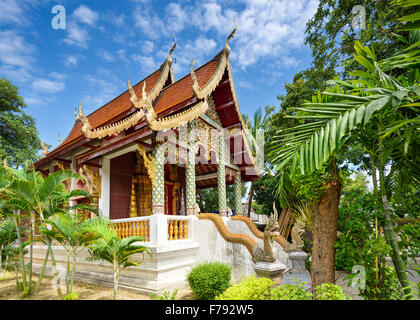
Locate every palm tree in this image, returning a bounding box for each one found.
[47,212,98,297]
[270,36,419,296]
[243,107,269,217]
[37,185,97,296]
[0,217,17,279]
[84,218,151,300]
[1,164,83,295]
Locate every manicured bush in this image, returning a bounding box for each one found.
[271,278,312,300]
[314,283,349,300]
[216,276,273,300]
[186,261,231,300]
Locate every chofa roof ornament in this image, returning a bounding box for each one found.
[224,17,237,53]
[75,36,178,139]
[190,17,237,99]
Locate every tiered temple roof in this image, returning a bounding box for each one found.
[34,30,260,183]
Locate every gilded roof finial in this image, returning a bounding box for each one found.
[168,33,177,61]
[41,141,49,156]
[225,17,237,51]
[58,132,62,144]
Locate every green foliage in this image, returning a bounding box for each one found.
[335,192,378,272]
[216,276,273,300]
[85,217,152,300]
[150,289,178,300]
[0,78,44,168]
[197,184,246,214]
[314,283,350,300]
[397,222,420,263]
[62,292,79,300]
[187,261,231,300]
[305,0,416,79]
[346,234,404,300]
[271,278,312,300]
[252,175,279,216]
[403,264,420,299]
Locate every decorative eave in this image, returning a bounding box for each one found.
[76,37,177,139]
[146,99,209,131]
[189,19,260,178]
[190,21,236,100]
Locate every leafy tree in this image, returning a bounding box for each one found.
[85,217,151,300]
[270,34,419,297]
[47,212,98,298]
[0,78,43,168]
[197,184,247,214]
[0,164,92,296]
[305,0,416,80]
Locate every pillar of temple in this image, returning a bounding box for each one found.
[218,135,227,217]
[234,172,243,215]
[152,144,165,214]
[186,120,197,215]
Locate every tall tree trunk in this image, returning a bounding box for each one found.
[46,237,62,296]
[14,212,27,289]
[377,163,412,299]
[70,254,76,293]
[310,161,341,293]
[247,182,254,218]
[27,212,35,295]
[34,246,49,294]
[113,257,118,300]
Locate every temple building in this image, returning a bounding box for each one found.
[35,28,259,223]
[31,28,301,294]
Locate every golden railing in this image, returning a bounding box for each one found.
[112,217,150,241]
[167,217,189,240]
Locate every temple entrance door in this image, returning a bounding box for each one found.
[165,182,181,215]
[165,182,174,215]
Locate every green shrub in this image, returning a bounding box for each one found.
[271,278,312,300]
[314,283,349,300]
[187,261,231,300]
[62,292,79,300]
[150,289,178,300]
[216,276,273,300]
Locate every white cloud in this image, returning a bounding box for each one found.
[131,54,157,73]
[32,78,65,93]
[82,69,122,111]
[97,49,115,62]
[141,40,154,54]
[0,30,35,69]
[63,6,99,49]
[184,0,318,70]
[63,21,90,48]
[73,5,99,26]
[0,0,24,25]
[133,4,165,39]
[165,3,188,33]
[63,55,80,67]
[282,56,301,68]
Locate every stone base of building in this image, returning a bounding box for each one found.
[30,242,199,294]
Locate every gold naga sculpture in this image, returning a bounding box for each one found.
[197,212,280,263]
[78,165,101,199]
[41,141,49,156]
[283,224,305,253]
[136,144,155,185]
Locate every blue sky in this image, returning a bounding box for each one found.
[0,0,319,150]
